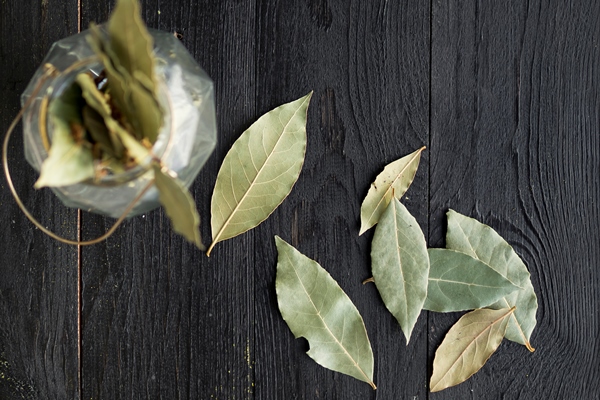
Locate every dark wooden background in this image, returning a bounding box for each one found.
[1,0,599,399]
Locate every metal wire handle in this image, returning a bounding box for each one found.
[2,63,154,246]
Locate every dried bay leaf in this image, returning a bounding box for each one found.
[423,249,520,312]
[35,122,94,188]
[35,85,95,188]
[446,210,538,351]
[107,0,161,143]
[107,0,155,85]
[446,210,530,288]
[359,146,425,235]
[105,118,149,165]
[153,165,205,250]
[88,23,131,124]
[75,69,148,163]
[275,237,376,389]
[430,307,514,392]
[77,73,124,156]
[371,197,429,343]
[76,73,111,116]
[82,105,115,156]
[128,75,162,143]
[490,287,538,350]
[208,93,312,255]
[99,153,126,175]
[89,3,162,144]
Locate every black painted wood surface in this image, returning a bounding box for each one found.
[1,0,598,399]
[0,1,79,399]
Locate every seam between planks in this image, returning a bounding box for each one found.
[77,209,82,400]
[77,2,82,400]
[427,0,433,398]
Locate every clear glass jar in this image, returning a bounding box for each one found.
[21,28,217,218]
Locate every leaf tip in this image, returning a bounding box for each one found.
[274,235,286,248]
[525,342,535,352]
[296,91,313,106]
[33,178,45,189]
[403,328,414,346]
[195,239,206,252]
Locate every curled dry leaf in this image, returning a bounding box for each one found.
[88,23,131,126]
[88,0,162,144]
[76,73,111,116]
[80,71,148,162]
[208,93,312,255]
[82,105,115,156]
[359,146,425,235]
[34,84,95,188]
[107,0,162,143]
[127,77,162,143]
[107,0,155,85]
[275,237,376,389]
[446,210,538,351]
[430,307,514,392]
[76,73,124,157]
[423,248,520,312]
[107,118,150,164]
[153,165,205,250]
[371,198,429,343]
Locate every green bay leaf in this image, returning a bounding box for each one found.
[208,93,312,255]
[76,73,111,116]
[89,16,162,143]
[107,0,155,84]
[77,73,124,156]
[82,105,115,155]
[35,85,95,188]
[88,23,131,124]
[359,146,425,235]
[105,118,149,165]
[153,165,205,250]
[107,0,162,142]
[128,74,161,143]
[445,210,538,351]
[35,119,94,188]
[371,198,429,343]
[275,237,376,389]
[430,307,514,392]
[423,248,520,312]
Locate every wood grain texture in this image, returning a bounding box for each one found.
[1,0,599,398]
[0,0,79,399]
[430,0,600,398]
[79,0,257,398]
[253,1,430,398]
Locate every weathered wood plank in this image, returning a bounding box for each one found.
[253,0,430,398]
[79,0,257,398]
[0,0,79,399]
[2,0,596,398]
[430,0,600,398]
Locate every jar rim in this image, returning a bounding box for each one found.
[38,57,174,187]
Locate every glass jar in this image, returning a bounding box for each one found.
[21,28,217,218]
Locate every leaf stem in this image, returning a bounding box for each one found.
[206,241,216,257]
